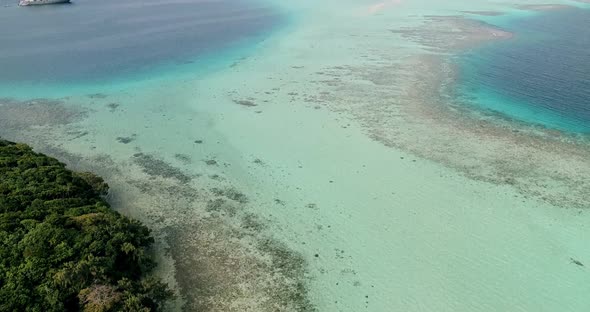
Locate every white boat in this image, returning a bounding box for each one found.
[19,0,70,6]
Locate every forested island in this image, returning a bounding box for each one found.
[0,139,172,311]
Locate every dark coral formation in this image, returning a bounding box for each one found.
[132,153,192,184]
[0,98,86,130]
[305,16,590,209]
[233,99,258,107]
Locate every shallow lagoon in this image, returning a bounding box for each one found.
[1,0,590,311]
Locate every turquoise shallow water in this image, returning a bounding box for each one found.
[2,1,590,311]
[457,7,590,134]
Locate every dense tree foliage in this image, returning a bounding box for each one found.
[0,140,172,311]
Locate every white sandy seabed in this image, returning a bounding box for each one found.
[2,0,590,311]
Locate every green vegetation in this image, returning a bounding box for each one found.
[0,139,172,311]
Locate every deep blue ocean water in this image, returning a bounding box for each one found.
[0,0,282,88]
[457,7,590,134]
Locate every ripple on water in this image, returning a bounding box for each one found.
[456,7,590,133]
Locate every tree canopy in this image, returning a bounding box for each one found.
[0,139,172,311]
